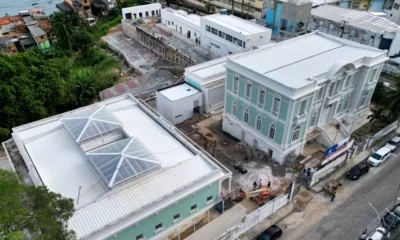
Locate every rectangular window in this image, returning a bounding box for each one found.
[344,75,351,88]
[256,116,262,131]
[226,34,233,42]
[337,99,343,113]
[292,126,300,142]
[172,22,174,25]
[207,196,213,202]
[233,37,238,44]
[233,75,239,93]
[272,97,280,115]
[359,91,369,107]
[136,234,144,240]
[298,100,307,116]
[232,102,237,116]
[258,89,266,106]
[218,31,225,38]
[155,223,163,232]
[269,124,275,139]
[190,204,198,213]
[329,83,335,96]
[334,80,341,94]
[173,213,181,222]
[244,109,249,123]
[243,41,246,48]
[344,95,350,110]
[237,39,243,47]
[395,3,400,9]
[211,27,217,35]
[370,69,378,82]
[310,112,317,126]
[206,25,210,32]
[245,83,251,99]
[317,87,324,100]
[319,20,324,26]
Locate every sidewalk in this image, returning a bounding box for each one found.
[311,128,400,192]
[240,203,294,240]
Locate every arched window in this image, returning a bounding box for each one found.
[232,101,237,117]
[292,126,300,142]
[244,108,249,124]
[256,115,262,131]
[269,123,276,139]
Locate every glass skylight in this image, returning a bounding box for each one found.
[86,138,160,188]
[61,106,122,143]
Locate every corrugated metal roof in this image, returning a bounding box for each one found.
[68,155,216,239]
[27,24,46,37]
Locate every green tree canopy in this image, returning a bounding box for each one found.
[71,29,95,57]
[0,170,75,239]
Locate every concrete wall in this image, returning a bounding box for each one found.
[204,82,225,113]
[109,181,220,240]
[122,3,161,20]
[161,9,201,42]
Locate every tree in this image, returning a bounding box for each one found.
[50,12,74,50]
[367,107,387,132]
[71,30,95,57]
[205,1,214,14]
[371,81,386,105]
[0,170,75,239]
[382,79,400,121]
[71,68,97,106]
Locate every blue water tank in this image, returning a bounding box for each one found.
[221,9,227,14]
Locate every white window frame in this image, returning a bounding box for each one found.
[232,101,237,117]
[258,89,266,107]
[190,204,198,213]
[292,126,301,142]
[155,223,164,234]
[269,123,276,139]
[233,75,239,94]
[272,96,281,116]
[173,213,181,223]
[369,68,379,83]
[245,82,252,100]
[206,195,214,204]
[298,100,307,116]
[337,99,343,113]
[244,108,249,124]
[344,95,350,111]
[317,87,324,101]
[344,74,352,88]
[359,91,369,107]
[256,115,262,131]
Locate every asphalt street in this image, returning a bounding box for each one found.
[286,150,400,240]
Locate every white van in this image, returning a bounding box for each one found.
[368,147,391,166]
[384,136,400,152]
[367,227,389,240]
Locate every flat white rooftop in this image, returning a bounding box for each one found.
[162,8,201,27]
[228,31,386,89]
[203,14,269,35]
[12,94,227,239]
[185,56,228,84]
[158,83,200,101]
[312,5,400,33]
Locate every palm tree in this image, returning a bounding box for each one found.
[367,107,386,133]
[50,12,73,50]
[71,69,96,106]
[382,79,400,121]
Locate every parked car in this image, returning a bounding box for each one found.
[234,164,248,174]
[384,136,400,152]
[346,162,369,180]
[366,227,389,240]
[381,204,400,231]
[257,225,282,240]
[368,147,391,167]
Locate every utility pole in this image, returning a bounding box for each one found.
[340,20,349,38]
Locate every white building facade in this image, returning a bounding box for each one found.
[161,8,201,41]
[122,3,161,20]
[222,31,388,164]
[200,14,272,57]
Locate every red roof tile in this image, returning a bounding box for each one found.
[9,16,22,22]
[0,17,11,26]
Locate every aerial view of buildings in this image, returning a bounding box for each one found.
[1,0,400,239]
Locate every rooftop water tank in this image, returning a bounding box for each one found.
[221,9,227,14]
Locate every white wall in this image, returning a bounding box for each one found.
[204,83,225,113]
[161,9,201,41]
[156,91,174,124]
[122,3,161,20]
[200,16,271,57]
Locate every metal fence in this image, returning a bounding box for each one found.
[214,193,290,240]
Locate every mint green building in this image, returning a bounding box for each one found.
[223,31,388,164]
[12,94,231,240]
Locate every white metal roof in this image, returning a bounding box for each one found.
[68,155,217,239]
[162,8,201,27]
[228,31,386,89]
[158,83,200,101]
[312,5,400,33]
[203,14,269,35]
[185,56,228,84]
[11,94,226,239]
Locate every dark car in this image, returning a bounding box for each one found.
[234,164,248,174]
[346,162,369,180]
[257,225,282,240]
[381,204,400,231]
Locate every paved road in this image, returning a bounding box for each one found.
[285,151,400,240]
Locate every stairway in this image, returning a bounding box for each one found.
[322,124,347,143]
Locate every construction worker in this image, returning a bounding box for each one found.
[258,179,262,188]
[267,181,271,189]
[253,181,257,190]
[331,193,336,202]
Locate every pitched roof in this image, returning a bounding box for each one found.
[27,24,46,37]
[1,24,15,34]
[9,15,22,22]
[0,17,10,26]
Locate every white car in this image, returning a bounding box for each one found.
[367,227,389,240]
[368,147,391,166]
[384,136,400,152]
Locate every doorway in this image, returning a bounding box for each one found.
[180,26,182,34]
[187,31,191,38]
[268,149,273,159]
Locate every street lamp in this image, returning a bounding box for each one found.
[368,202,383,228]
